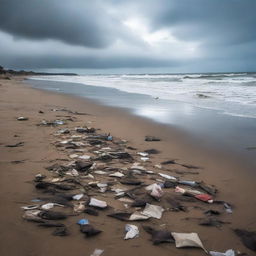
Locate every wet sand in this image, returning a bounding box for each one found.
[0,76,255,256]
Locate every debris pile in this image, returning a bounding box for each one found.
[19,113,254,254]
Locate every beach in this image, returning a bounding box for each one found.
[0,76,256,256]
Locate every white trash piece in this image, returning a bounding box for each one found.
[129,211,150,221]
[137,152,149,157]
[21,205,39,210]
[209,249,235,256]
[89,198,107,208]
[124,224,139,240]
[171,232,207,253]
[109,172,124,178]
[79,155,91,160]
[141,157,149,162]
[41,203,64,210]
[159,173,177,181]
[94,171,107,175]
[66,169,79,177]
[72,193,84,200]
[141,203,164,219]
[150,184,164,199]
[90,249,104,256]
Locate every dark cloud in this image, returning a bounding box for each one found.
[144,0,256,45]
[0,0,255,71]
[0,0,122,48]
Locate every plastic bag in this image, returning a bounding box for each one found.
[171,232,207,253]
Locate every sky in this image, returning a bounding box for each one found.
[0,0,255,73]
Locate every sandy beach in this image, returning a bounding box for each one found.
[0,76,255,256]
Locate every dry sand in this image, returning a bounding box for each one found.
[0,76,255,256]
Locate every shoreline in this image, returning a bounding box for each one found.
[0,76,255,256]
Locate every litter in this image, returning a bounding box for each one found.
[21,205,39,210]
[41,203,64,210]
[165,197,187,212]
[149,184,164,200]
[94,171,107,175]
[89,198,107,209]
[141,203,164,219]
[129,211,150,221]
[22,210,43,222]
[234,229,256,251]
[143,226,174,245]
[69,154,79,159]
[17,117,28,121]
[141,157,150,162]
[80,224,102,237]
[90,249,104,256]
[109,172,124,178]
[52,227,69,236]
[77,219,89,225]
[144,149,160,154]
[72,194,84,200]
[6,142,24,148]
[204,210,221,216]
[66,169,79,177]
[171,232,207,252]
[108,212,131,221]
[145,136,161,142]
[224,203,233,214]
[195,194,213,203]
[137,152,149,157]
[124,224,139,239]
[159,173,177,181]
[84,208,99,216]
[179,180,198,187]
[39,210,67,220]
[79,155,91,160]
[209,249,235,256]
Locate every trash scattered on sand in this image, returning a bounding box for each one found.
[90,249,104,256]
[124,224,139,239]
[209,249,235,256]
[17,117,29,121]
[18,114,244,254]
[171,232,207,253]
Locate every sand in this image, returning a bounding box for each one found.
[0,76,255,256]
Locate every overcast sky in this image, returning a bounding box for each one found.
[0,0,255,73]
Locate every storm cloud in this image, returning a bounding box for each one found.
[0,0,255,72]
